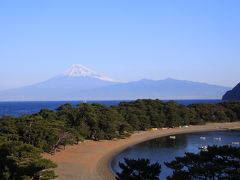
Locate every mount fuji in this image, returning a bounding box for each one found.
[32,64,116,90]
[0,64,230,101]
[0,65,117,101]
[63,64,114,81]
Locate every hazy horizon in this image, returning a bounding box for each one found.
[0,64,233,91]
[0,0,240,90]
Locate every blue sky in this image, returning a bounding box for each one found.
[0,0,239,90]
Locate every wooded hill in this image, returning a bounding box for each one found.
[0,99,240,179]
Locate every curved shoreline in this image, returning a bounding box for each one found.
[43,122,240,180]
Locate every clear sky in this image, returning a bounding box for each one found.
[0,0,239,90]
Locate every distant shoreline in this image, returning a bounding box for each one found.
[43,122,240,180]
[0,99,223,117]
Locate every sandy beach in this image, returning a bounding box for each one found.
[43,122,240,180]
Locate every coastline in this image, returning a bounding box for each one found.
[43,122,240,180]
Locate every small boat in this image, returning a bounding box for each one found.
[199,146,208,151]
[200,137,206,140]
[214,137,222,141]
[170,136,176,139]
[232,142,240,145]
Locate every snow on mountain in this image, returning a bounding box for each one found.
[63,64,114,82]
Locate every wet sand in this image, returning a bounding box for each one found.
[43,122,240,180]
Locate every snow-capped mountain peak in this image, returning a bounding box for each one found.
[63,64,114,81]
[64,64,95,77]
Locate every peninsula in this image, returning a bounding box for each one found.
[43,122,240,180]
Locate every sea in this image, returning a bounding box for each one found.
[112,130,240,179]
[0,99,222,117]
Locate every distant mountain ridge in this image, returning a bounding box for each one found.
[90,78,230,100]
[0,64,231,101]
[222,83,240,101]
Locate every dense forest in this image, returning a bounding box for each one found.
[0,99,240,179]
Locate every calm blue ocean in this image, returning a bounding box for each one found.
[0,99,222,117]
[112,130,240,179]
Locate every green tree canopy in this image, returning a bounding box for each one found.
[165,145,240,180]
[0,141,57,180]
[116,158,161,180]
